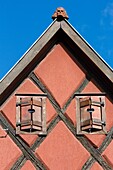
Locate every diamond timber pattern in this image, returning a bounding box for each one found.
[1,69,112,169]
[0,72,113,169]
[36,121,90,170]
[1,16,113,170]
[1,62,113,170]
[34,44,85,107]
[1,40,113,169]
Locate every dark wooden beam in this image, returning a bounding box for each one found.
[11,115,60,169]
[30,72,61,112]
[0,111,47,170]
[11,155,26,170]
[4,72,112,170]
[62,77,90,112]
[30,73,111,169]
[82,127,113,170]
[0,21,60,97]
[61,20,113,84]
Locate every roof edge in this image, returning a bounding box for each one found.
[0,19,60,94]
[0,19,58,83]
[61,19,113,82]
[1,18,113,98]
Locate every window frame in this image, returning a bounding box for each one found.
[75,93,107,135]
[15,94,47,135]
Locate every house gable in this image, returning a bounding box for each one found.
[1,19,113,105]
[0,10,113,170]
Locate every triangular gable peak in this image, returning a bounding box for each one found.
[1,16,113,105]
[1,8,113,170]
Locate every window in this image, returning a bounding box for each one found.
[75,93,106,134]
[16,94,47,135]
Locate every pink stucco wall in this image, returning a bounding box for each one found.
[1,43,113,169]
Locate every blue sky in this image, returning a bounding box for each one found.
[0,0,113,80]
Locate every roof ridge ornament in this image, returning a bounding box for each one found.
[52,7,69,21]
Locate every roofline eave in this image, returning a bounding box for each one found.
[0,19,61,95]
[61,20,113,83]
[1,18,113,98]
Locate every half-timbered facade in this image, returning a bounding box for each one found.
[0,8,113,170]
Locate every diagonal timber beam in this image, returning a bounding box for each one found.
[30,72,61,112]
[11,115,60,170]
[82,127,113,170]
[57,110,112,170]
[11,73,90,169]
[4,72,112,170]
[0,111,47,170]
[30,73,111,170]
[62,77,90,112]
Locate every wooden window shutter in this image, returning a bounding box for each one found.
[75,93,107,134]
[16,94,47,135]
